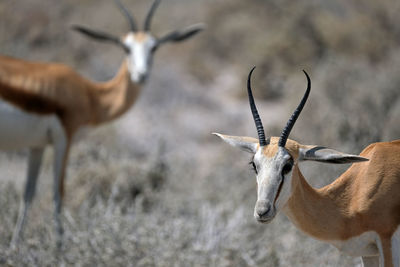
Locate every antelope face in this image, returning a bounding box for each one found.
[214,67,370,225]
[214,67,311,224]
[213,134,298,223]
[123,32,158,83]
[72,0,204,85]
[252,143,295,223]
[214,68,369,224]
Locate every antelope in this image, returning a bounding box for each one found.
[214,68,400,267]
[1,0,203,249]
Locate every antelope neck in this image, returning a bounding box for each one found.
[89,60,141,125]
[283,166,362,241]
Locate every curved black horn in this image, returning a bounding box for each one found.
[114,0,138,32]
[247,67,268,147]
[144,0,161,31]
[278,70,311,147]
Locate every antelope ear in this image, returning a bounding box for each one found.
[158,23,205,44]
[71,25,130,53]
[299,145,369,164]
[72,25,119,42]
[213,133,258,154]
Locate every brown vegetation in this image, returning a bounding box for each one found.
[0,0,399,265]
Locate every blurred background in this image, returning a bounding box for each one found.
[0,0,399,266]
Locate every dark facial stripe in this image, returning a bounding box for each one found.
[274,176,285,205]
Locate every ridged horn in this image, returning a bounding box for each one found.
[144,0,161,31]
[278,70,311,147]
[247,67,268,147]
[114,0,138,32]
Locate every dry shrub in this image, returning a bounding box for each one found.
[0,0,398,266]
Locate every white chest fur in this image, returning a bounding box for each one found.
[329,231,379,257]
[0,98,64,150]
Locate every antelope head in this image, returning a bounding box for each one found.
[72,0,204,84]
[214,68,367,224]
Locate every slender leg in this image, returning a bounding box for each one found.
[9,147,45,249]
[52,135,70,250]
[361,256,380,267]
[378,235,394,267]
[392,228,400,267]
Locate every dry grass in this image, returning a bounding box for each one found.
[0,0,399,266]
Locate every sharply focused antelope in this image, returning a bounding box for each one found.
[0,0,203,248]
[214,68,400,267]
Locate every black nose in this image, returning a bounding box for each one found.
[255,200,271,218]
[137,73,148,84]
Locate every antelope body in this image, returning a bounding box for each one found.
[1,0,203,248]
[214,68,400,266]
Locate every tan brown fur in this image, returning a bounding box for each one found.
[280,140,400,266]
[134,32,149,42]
[216,133,400,266]
[0,54,140,138]
[261,137,300,159]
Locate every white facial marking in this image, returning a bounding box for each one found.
[253,147,293,222]
[123,33,157,83]
[274,161,293,211]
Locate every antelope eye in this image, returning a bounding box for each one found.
[122,45,131,54]
[282,159,293,175]
[151,43,159,53]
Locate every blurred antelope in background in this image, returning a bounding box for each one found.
[0,0,203,249]
[214,68,400,267]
